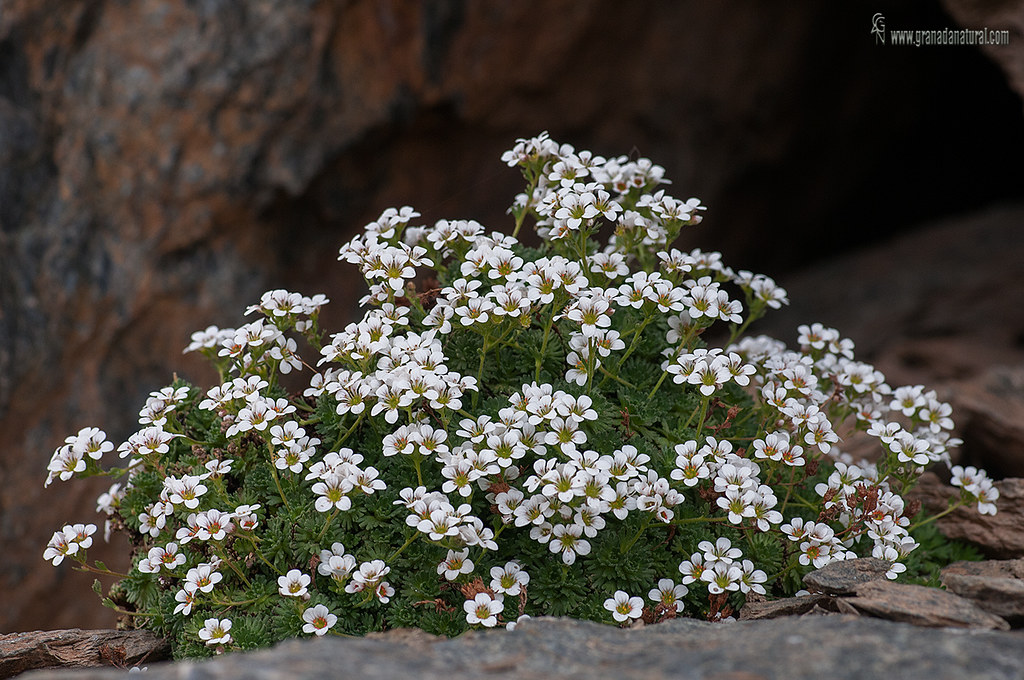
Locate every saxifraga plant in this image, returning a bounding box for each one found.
[44,132,996,657]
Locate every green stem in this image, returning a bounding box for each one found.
[646,369,670,401]
[179,435,215,447]
[318,508,340,542]
[412,452,424,487]
[620,513,654,554]
[106,605,158,618]
[598,365,638,390]
[332,412,365,451]
[766,558,801,585]
[534,307,556,383]
[269,464,292,513]
[585,340,597,393]
[728,302,766,346]
[778,466,797,515]
[614,314,654,371]
[74,563,130,579]
[388,532,419,563]
[211,596,264,608]
[257,555,282,576]
[907,500,966,532]
[669,516,729,526]
[680,397,705,433]
[245,537,283,575]
[213,545,252,587]
[693,397,710,441]
[511,166,542,239]
[474,343,489,407]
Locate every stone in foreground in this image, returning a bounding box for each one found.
[19,616,1024,680]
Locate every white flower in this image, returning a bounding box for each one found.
[489,561,530,596]
[43,528,77,566]
[975,479,1000,516]
[702,562,742,594]
[173,585,199,616]
[699,537,742,566]
[139,542,186,573]
[464,592,504,627]
[67,427,113,461]
[549,523,591,565]
[648,578,687,613]
[302,604,337,636]
[165,475,208,510]
[312,473,353,513]
[195,509,233,541]
[437,549,474,581]
[184,564,223,594]
[278,569,311,598]
[738,560,768,595]
[346,560,391,594]
[506,614,532,631]
[198,618,232,647]
[604,590,644,622]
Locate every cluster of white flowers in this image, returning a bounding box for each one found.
[42,523,96,566]
[44,133,999,649]
[677,536,766,597]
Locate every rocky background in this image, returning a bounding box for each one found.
[2,0,1023,635]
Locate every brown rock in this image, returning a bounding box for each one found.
[910,475,1024,559]
[738,593,832,620]
[942,558,1024,580]
[942,0,1024,112]
[755,204,1024,390]
[843,581,1009,630]
[941,559,1024,625]
[801,604,838,617]
[940,575,1024,626]
[802,557,891,595]
[0,629,169,678]
[953,366,1024,479]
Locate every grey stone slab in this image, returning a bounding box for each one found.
[803,557,890,595]
[21,616,1024,680]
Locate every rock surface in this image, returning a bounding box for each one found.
[801,557,890,595]
[0,629,168,679]
[839,580,1010,630]
[738,593,833,620]
[19,617,1024,680]
[942,0,1024,110]
[941,559,1024,625]
[954,366,1024,480]
[754,203,1024,391]
[910,476,1024,559]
